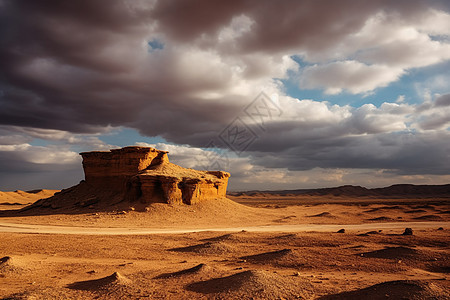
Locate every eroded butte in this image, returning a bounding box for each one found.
[25,146,230,212]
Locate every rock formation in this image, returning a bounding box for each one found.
[24,146,230,211]
[81,146,229,205]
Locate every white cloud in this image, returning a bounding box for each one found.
[300,61,404,95]
[0,143,79,165]
[356,32,450,68]
[396,95,405,103]
[298,9,450,94]
[415,9,450,36]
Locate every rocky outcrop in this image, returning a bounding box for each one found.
[82,146,230,206]
[25,146,230,211]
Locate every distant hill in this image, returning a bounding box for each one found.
[228,184,450,198]
[0,189,59,205]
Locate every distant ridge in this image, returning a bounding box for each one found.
[228,184,450,198]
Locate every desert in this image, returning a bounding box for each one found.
[0,146,448,299]
[2,2,450,298]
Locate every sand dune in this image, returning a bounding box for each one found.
[319,280,449,299]
[307,212,336,218]
[201,232,246,243]
[170,241,236,255]
[360,246,419,259]
[155,263,212,279]
[67,272,132,291]
[186,269,315,299]
[0,189,58,207]
[240,248,293,262]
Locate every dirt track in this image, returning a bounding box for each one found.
[0,221,447,235]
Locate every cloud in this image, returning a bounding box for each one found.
[297,8,450,94]
[413,93,450,130]
[0,143,82,191]
[296,8,450,95]
[300,61,404,94]
[435,93,450,107]
[0,126,119,190]
[0,144,79,165]
[1,0,449,138]
[249,129,450,175]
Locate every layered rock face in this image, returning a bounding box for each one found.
[80,146,230,206]
[80,147,169,194]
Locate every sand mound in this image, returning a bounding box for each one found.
[240,249,305,268]
[241,249,293,262]
[67,272,132,291]
[155,263,212,279]
[0,256,26,274]
[357,230,381,236]
[21,182,106,212]
[367,216,394,221]
[404,209,427,214]
[363,208,380,213]
[273,234,344,248]
[186,270,314,299]
[307,212,335,218]
[364,205,402,213]
[412,204,436,209]
[413,214,443,221]
[365,230,380,235]
[170,241,235,255]
[276,233,298,240]
[318,280,449,300]
[360,246,419,260]
[379,205,402,210]
[202,233,245,242]
[426,264,450,274]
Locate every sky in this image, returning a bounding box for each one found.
[0,0,449,191]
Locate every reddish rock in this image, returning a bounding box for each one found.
[82,146,230,206]
[25,146,230,211]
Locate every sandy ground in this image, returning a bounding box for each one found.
[0,193,449,299]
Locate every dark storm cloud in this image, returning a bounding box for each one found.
[0,0,251,138]
[152,0,442,56]
[435,93,450,107]
[151,0,248,42]
[1,0,447,138]
[248,131,450,175]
